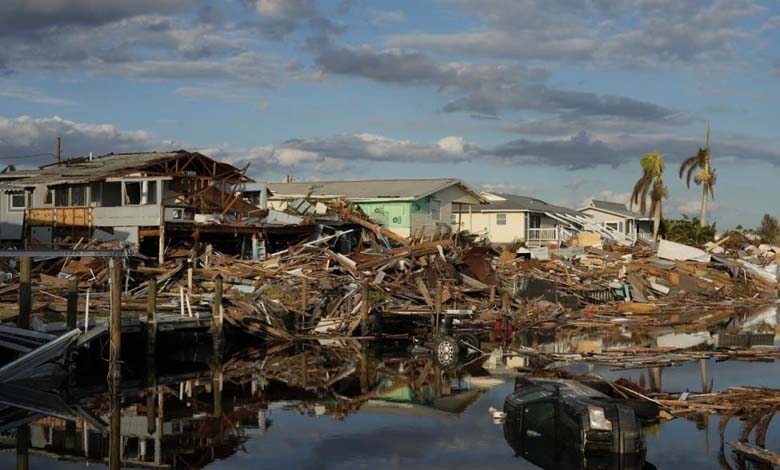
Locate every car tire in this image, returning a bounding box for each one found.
[434,336,460,368]
[457,333,481,355]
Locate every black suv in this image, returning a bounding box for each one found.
[503,377,652,469]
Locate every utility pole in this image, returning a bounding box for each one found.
[56,137,61,166]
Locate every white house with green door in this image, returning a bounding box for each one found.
[265,179,486,237]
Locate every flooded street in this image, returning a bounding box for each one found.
[2,335,780,469]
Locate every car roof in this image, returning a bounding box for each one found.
[516,378,609,401]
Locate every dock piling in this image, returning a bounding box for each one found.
[67,278,78,330]
[109,257,122,381]
[18,256,31,330]
[146,277,157,356]
[15,423,29,470]
[212,274,224,348]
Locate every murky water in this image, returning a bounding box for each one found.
[2,305,779,469]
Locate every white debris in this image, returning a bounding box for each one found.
[657,239,711,263]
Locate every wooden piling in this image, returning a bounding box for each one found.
[109,381,121,470]
[434,280,443,334]
[146,277,157,356]
[67,278,78,330]
[146,363,157,435]
[158,223,165,265]
[15,424,29,470]
[360,281,370,335]
[212,368,222,418]
[18,256,31,330]
[109,258,122,381]
[301,278,308,331]
[212,275,224,347]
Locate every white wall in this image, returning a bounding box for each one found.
[0,190,29,240]
[93,206,160,226]
[580,208,628,232]
[459,211,526,244]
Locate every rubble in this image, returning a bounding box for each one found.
[0,195,777,372]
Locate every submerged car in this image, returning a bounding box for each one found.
[503,377,653,469]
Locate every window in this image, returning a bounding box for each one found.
[430,199,441,221]
[70,185,87,206]
[43,189,53,205]
[523,402,555,439]
[605,222,620,231]
[54,187,68,206]
[146,181,157,205]
[124,182,141,205]
[101,182,122,207]
[529,214,541,229]
[124,181,157,205]
[9,192,26,210]
[496,213,507,225]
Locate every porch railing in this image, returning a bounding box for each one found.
[527,227,559,241]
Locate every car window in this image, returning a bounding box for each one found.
[515,388,550,403]
[523,402,555,438]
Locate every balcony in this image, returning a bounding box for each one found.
[26,207,93,227]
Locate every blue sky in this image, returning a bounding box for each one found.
[1,0,779,227]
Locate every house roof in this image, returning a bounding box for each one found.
[0,151,250,188]
[266,178,487,203]
[580,199,650,220]
[456,193,579,215]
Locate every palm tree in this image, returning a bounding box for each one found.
[679,126,716,226]
[631,152,667,242]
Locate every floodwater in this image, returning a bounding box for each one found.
[1,306,779,469]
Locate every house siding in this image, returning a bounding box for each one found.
[0,189,29,240]
[580,208,626,229]
[460,211,526,244]
[357,201,410,229]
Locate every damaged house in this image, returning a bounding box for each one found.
[0,151,260,259]
[452,193,582,246]
[579,200,654,244]
[263,179,486,238]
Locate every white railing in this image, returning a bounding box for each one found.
[527,227,559,241]
[636,232,653,243]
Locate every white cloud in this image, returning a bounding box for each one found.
[480,182,535,195]
[254,0,313,18]
[582,190,631,207]
[0,115,168,165]
[372,10,406,25]
[0,80,77,106]
[386,0,766,69]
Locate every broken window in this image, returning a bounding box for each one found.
[9,192,26,210]
[496,213,507,225]
[124,182,141,205]
[43,189,52,205]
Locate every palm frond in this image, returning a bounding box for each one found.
[686,163,698,188]
[679,155,700,184]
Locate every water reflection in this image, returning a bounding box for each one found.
[0,341,491,469]
[1,302,780,470]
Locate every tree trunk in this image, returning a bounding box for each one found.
[700,186,708,227]
[652,200,662,242]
